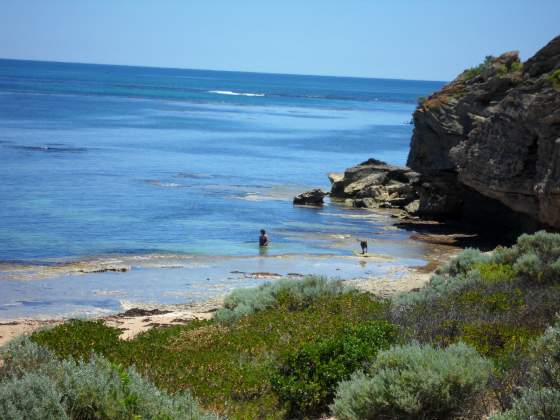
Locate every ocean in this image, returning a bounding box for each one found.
[0,59,444,319]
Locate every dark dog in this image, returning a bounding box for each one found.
[360,240,368,254]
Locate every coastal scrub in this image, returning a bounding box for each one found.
[30,278,389,419]
[0,338,215,420]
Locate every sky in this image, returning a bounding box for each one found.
[1,0,559,81]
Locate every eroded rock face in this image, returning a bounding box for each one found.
[293,189,327,206]
[408,36,560,229]
[330,158,420,211]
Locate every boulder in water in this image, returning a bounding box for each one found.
[293,189,327,206]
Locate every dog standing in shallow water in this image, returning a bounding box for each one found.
[359,239,368,254]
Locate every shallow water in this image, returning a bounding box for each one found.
[0,59,444,319]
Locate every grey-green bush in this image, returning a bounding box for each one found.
[531,320,560,388]
[0,338,217,420]
[215,276,348,322]
[437,248,491,277]
[490,387,560,420]
[331,342,492,420]
[495,230,560,283]
[393,231,560,311]
[0,373,67,420]
[0,337,55,378]
[392,248,490,308]
[393,269,482,308]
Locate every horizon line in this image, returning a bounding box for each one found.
[0,56,449,84]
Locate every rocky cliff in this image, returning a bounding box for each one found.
[408,35,560,229]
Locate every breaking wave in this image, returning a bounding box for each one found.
[209,90,265,97]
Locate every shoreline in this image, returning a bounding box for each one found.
[0,206,471,347]
[0,247,458,347]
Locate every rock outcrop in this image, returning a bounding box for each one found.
[408,35,560,229]
[293,189,327,206]
[329,159,421,212]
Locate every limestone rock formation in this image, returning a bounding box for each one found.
[329,158,420,211]
[407,35,560,229]
[293,189,327,206]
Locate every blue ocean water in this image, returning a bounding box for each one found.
[0,59,444,262]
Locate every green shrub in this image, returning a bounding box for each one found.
[392,232,560,347]
[271,321,395,417]
[510,61,523,72]
[0,339,215,420]
[474,262,515,283]
[461,55,496,81]
[331,342,492,420]
[490,387,560,420]
[548,69,560,89]
[490,320,560,419]
[460,321,539,358]
[216,276,348,322]
[457,288,523,314]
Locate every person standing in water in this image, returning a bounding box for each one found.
[259,229,269,247]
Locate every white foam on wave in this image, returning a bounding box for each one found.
[209,90,265,97]
[145,180,184,188]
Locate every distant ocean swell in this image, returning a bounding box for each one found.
[1,77,423,105]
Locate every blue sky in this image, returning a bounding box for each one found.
[1,0,558,81]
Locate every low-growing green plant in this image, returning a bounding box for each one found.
[271,321,395,417]
[331,342,492,420]
[215,276,348,322]
[31,319,124,361]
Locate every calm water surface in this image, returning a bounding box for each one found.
[0,59,444,318]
